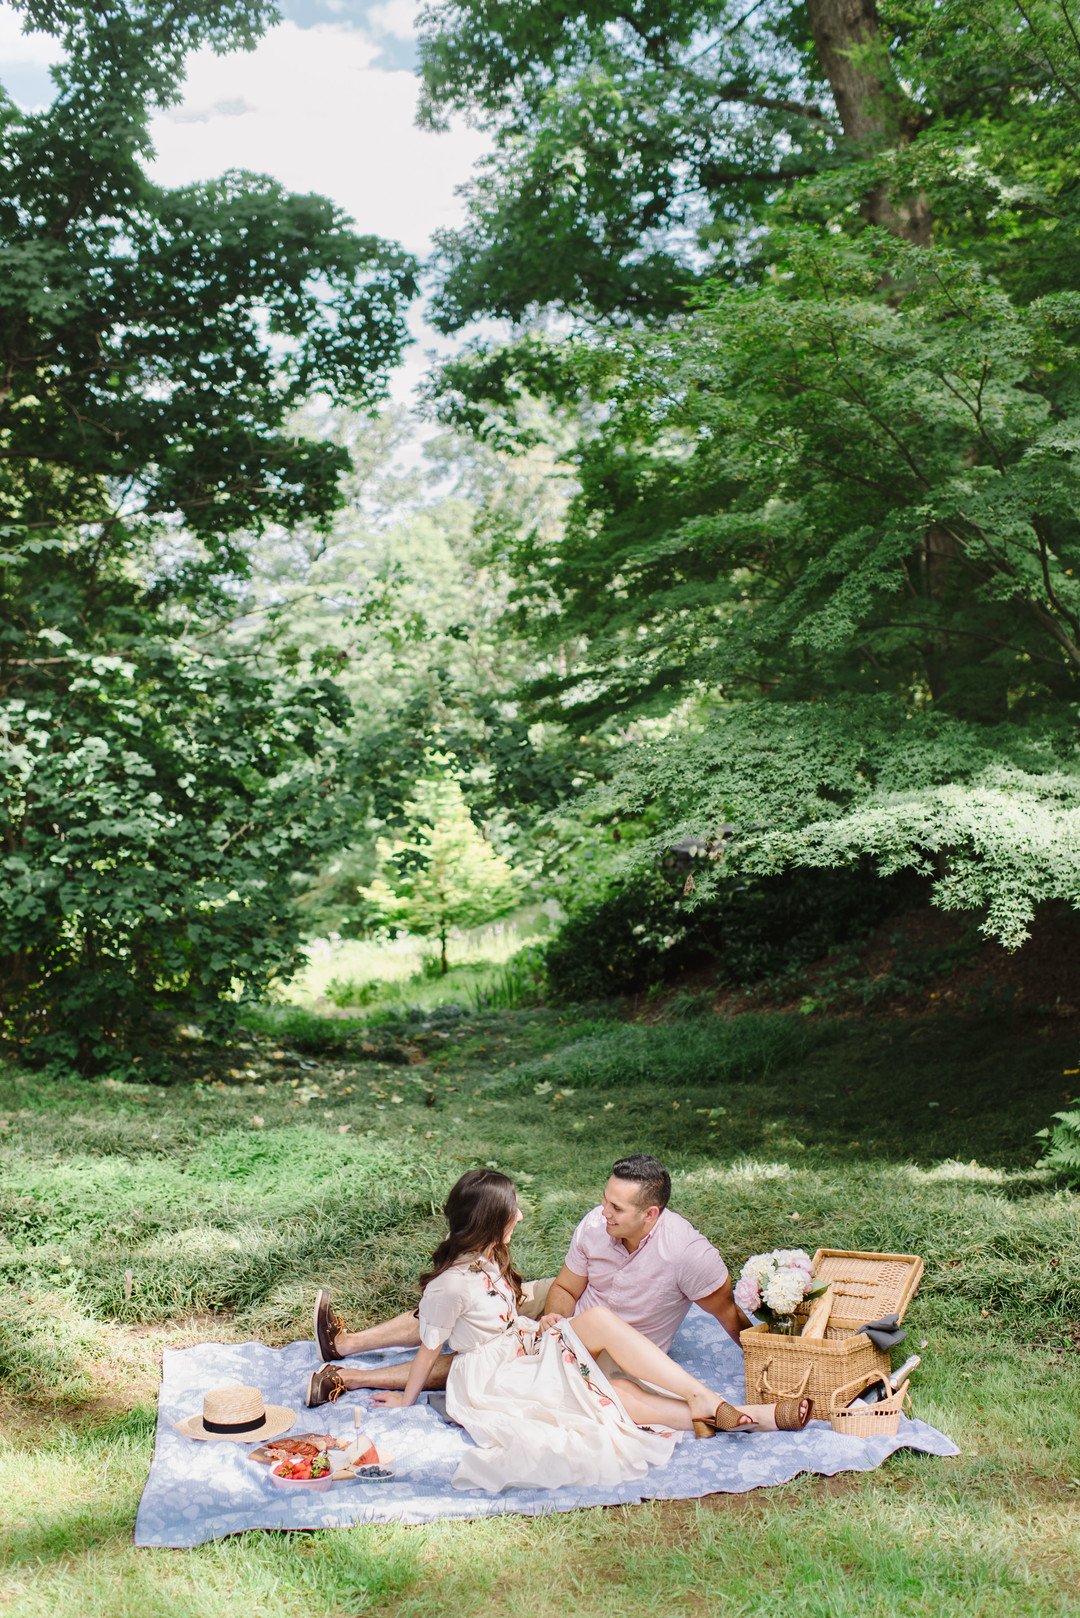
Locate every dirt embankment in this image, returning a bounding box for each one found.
[639,902,1080,1026]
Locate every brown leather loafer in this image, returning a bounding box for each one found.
[305,1364,348,1408]
[313,1287,346,1361]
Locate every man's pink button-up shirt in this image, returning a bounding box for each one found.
[566,1206,729,1353]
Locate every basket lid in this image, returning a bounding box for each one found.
[803,1249,923,1327]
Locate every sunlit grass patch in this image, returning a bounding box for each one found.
[487,1013,822,1095]
[683,1160,797,1184]
[0,1290,110,1404]
[287,912,550,1018]
[908,1159,1013,1183]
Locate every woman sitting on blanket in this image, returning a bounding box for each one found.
[372,1168,813,1493]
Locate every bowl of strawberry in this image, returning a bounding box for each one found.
[268,1451,334,1491]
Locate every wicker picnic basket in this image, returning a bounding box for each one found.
[741,1249,923,1407]
[828,1371,912,1437]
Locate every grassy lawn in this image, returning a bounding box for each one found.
[2,1004,1078,1617]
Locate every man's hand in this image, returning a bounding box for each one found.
[370,1390,410,1408]
[539,1312,566,1330]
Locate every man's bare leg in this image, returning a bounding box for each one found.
[306,1349,454,1406]
[321,1281,550,1359]
[335,1311,421,1356]
[314,1289,424,1360]
[333,1351,453,1392]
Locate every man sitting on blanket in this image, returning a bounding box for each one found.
[305,1152,745,1406]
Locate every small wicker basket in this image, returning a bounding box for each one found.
[828,1372,911,1438]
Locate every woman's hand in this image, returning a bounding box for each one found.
[370,1390,410,1408]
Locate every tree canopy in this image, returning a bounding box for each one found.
[415,0,1080,947]
[0,0,417,1065]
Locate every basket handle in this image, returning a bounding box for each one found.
[829,1370,883,1413]
[830,1373,913,1415]
[759,1359,812,1401]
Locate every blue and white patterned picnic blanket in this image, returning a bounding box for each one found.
[135,1311,959,1546]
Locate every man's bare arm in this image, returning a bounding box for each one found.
[542,1264,588,1322]
[694,1277,746,1344]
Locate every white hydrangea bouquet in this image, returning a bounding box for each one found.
[734,1248,827,1335]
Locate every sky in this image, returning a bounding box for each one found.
[0,0,489,407]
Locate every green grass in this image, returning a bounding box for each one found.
[286,913,550,1017]
[2,1004,1078,1616]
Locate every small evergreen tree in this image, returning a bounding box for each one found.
[360,756,521,972]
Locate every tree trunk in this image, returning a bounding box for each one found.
[440,926,448,975]
[805,0,932,244]
[807,2,964,711]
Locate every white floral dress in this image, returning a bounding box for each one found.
[418,1254,679,1493]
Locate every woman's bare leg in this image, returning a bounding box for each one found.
[609,1378,696,1431]
[569,1306,723,1416]
[567,1307,794,1429]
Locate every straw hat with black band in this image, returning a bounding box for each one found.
[175,1384,297,1443]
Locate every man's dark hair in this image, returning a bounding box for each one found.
[610,1155,671,1212]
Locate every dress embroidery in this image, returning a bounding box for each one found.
[553,1327,614,1408]
[468,1261,516,1331]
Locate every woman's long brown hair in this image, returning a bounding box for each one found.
[419,1169,524,1307]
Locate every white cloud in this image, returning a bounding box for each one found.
[171,95,258,124]
[368,0,419,40]
[147,20,485,260]
[0,6,62,67]
[0,5,63,105]
[2,14,486,409]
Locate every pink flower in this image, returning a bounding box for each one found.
[734,1273,762,1312]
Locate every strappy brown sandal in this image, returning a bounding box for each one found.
[775,1395,815,1430]
[692,1395,814,1438]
